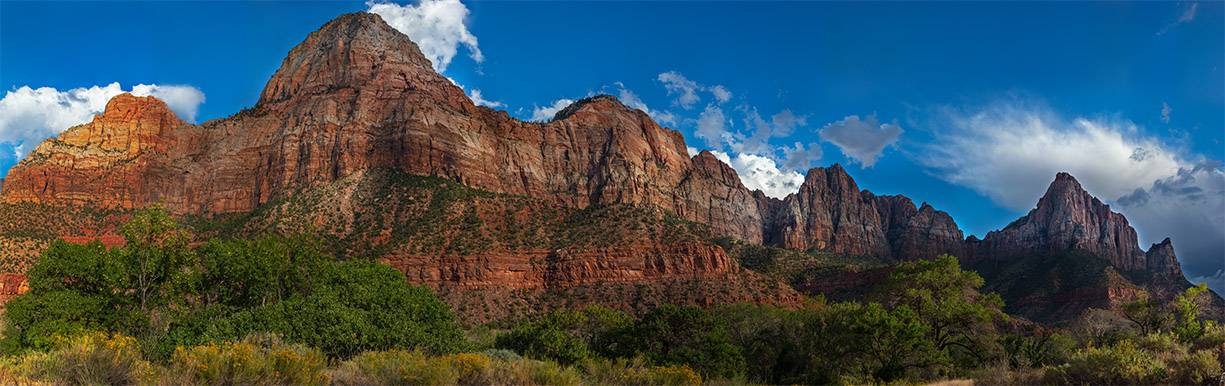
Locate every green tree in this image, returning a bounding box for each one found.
[495,305,631,365]
[882,254,1006,368]
[120,207,193,313]
[1121,291,1168,336]
[1171,284,1210,343]
[808,302,934,383]
[610,305,746,379]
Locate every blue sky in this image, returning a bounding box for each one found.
[1,1,1222,290]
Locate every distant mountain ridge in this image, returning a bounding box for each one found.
[1,12,1215,322]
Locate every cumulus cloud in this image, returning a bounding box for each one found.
[0,82,205,157]
[466,89,504,108]
[729,107,807,155]
[614,82,675,125]
[130,84,206,122]
[1161,101,1172,124]
[695,105,728,148]
[529,98,574,122]
[367,0,482,72]
[919,102,1183,210]
[709,85,732,104]
[781,142,822,171]
[710,150,805,199]
[1117,162,1225,294]
[818,114,902,167]
[919,100,1223,294]
[657,71,732,109]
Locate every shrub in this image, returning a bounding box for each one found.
[1058,340,1167,384]
[331,350,455,385]
[165,333,328,386]
[22,332,154,385]
[1167,349,1222,385]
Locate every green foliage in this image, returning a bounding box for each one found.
[808,301,934,382]
[165,333,329,385]
[16,332,154,385]
[714,302,811,383]
[4,207,466,361]
[494,305,631,365]
[882,254,1006,369]
[1001,330,1075,369]
[1173,284,1211,343]
[1057,339,1169,384]
[1122,291,1168,335]
[330,350,584,386]
[610,305,746,379]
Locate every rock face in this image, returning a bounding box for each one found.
[2,94,185,208]
[979,173,1152,272]
[0,11,1211,322]
[0,12,960,261]
[982,174,1198,277]
[969,172,1221,321]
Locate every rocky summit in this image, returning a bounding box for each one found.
[0,12,1216,323]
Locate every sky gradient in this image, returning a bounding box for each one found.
[1,1,1221,292]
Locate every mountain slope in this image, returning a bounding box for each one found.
[0,12,1214,323]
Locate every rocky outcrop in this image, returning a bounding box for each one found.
[873,195,966,260]
[0,11,1209,323]
[767,165,890,255]
[2,94,185,208]
[0,12,958,259]
[979,173,1150,271]
[1145,238,1183,281]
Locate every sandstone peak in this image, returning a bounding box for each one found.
[550,95,640,122]
[93,93,183,127]
[983,172,1148,271]
[257,11,457,108]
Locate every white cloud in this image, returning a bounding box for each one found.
[918,100,1223,293]
[695,104,728,148]
[709,85,732,103]
[656,71,732,109]
[1158,2,1199,35]
[614,82,675,125]
[730,107,807,155]
[1161,101,1172,124]
[919,102,1182,210]
[818,114,902,167]
[1117,162,1225,294]
[366,0,482,72]
[781,142,822,171]
[658,71,701,109]
[130,84,206,122]
[529,98,574,122]
[467,89,504,108]
[0,83,204,157]
[710,150,805,199]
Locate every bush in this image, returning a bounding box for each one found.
[1058,340,1167,384]
[165,333,328,385]
[579,357,701,385]
[609,305,745,379]
[331,350,455,385]
[1167,349,1223,385]
[331,350,584,386]
[21,332,154,385]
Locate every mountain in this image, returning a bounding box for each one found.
[968,173,1223,322]
[0,12,1214,323]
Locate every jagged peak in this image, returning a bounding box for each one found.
[1041,172,1087,199]
[801,163,857,190]
[1148,237,1174,252]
